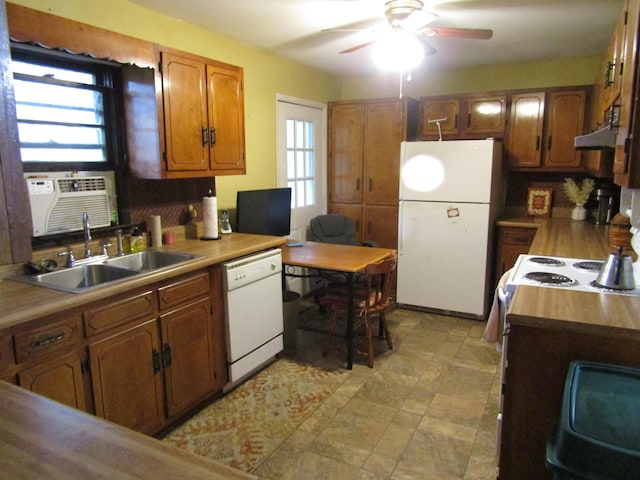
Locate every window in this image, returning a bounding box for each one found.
[11,45,121,172]
[286,118,315,208]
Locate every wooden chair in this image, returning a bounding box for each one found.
[319,251,397,368]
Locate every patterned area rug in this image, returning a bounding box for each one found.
[162,357,348,473]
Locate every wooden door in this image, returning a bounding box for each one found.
[207,63,246,174]
[161,52,209,172]
[507,92,545,168]
[328,103,365,204]
[89,319,165,434]
[464,95,507,135]
[419,97,460,138]
[18,351,87,411]
[161,296,217,419]
[363,205,398,249]
[364,101,402,205]
[543,90,585,169]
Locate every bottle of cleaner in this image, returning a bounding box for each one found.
[130,225,146,253]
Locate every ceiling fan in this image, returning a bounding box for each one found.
[326,0,493,56]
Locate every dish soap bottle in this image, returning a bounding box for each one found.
[130,225,146,253]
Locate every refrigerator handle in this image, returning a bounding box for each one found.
[397,201,404,255]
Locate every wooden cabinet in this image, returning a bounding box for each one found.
[161,50,245,177]
[493,226,537,283]
[86,270,223,434]
[328,97,418,249]
[124,49,245,179]
[419,94,507,140]
[507,89,586,170]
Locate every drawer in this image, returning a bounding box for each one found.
[158,271,210,311]
[84,290,157,337]
[0,331,15,373]
[501,227,536,245]
[14,314,82,363]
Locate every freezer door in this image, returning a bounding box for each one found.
[399,139,501,203]
[397,200,491,317]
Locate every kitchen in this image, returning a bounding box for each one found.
[1,0,640,479]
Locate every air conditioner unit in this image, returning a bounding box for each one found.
[27,176,113,237]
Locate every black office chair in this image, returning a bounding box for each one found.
[308,213,378,290]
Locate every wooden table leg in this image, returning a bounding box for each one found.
[346,272,354,370]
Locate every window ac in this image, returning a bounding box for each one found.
[27,176,112,237]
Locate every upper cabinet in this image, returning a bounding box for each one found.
[506,88,586,171]
[419,94,507,139]
[126,49,246,179]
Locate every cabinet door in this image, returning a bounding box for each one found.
[507,92,545,168]
[89,319,165,434]
[161,52,209,172]
[363,205,398,249]
[464,95,507,135]
[364,101,402,205]
[543,90,585,169]
[420,97,460,138]
[207,64,246,174]
[161,296,217,419]
[329,103,365,204]
[18,350,87,411]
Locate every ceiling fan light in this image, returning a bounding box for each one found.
[372,30,424,71]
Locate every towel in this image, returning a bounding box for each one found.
[482,269,512,349]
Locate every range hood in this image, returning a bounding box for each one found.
[575,105,619,150]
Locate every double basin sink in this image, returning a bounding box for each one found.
[13,251,199,294]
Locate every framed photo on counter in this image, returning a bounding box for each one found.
[526,187,553,217]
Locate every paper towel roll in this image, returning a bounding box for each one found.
[203,196,219,239]
[148,215,162,248]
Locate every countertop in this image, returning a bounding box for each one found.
[501,217,640,338]
[0,232,286,330]
[0,380,256,479]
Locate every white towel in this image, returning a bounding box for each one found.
[482,269,512,348]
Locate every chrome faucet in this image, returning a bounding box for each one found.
[83,212,92,258]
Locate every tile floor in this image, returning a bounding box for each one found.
[253,304,502,479]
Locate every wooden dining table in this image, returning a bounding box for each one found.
[281,241,396,369]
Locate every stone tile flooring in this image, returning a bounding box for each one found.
[253,304,502,479]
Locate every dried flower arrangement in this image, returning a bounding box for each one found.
[563,177,595,206]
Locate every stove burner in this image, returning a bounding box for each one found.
[528,257,566,267]
[588,280,635,292]
[524,271,577,287]
[573,261,603,273]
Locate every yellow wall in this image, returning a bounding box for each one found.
[341,56,601,99]
[7,0,342,209]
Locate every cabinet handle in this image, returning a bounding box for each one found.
[202,127,209,146]
[547,135,552,151]
[536,136,541,151]
[368,178,372,191]
[356,178,360,191]
[454,114,458,128]
[163,343,172,367]
[604,61,614,87]
[152,349,161,373]
[30,332,65,349]
[210,128,216,146]
[467,113,471,128]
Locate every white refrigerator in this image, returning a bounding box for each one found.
[397,139,503,318]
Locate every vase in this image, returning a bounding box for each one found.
[571,204,587,221]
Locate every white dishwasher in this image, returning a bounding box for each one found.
[223,248,284,389]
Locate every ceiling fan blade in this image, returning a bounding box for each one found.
[416,36,438,56]
[421,26,493,40]
[340,41,377,54]
[321,18,382,33]
[401,10,438,31]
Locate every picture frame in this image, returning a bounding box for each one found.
[526,187,553,217]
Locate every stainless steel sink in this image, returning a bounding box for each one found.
[16,264,141,293]
[9,250,199,293]
[103,251,197,271]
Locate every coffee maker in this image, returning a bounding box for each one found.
[595,187,616,225]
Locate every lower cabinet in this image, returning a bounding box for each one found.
[89,318,165,434]
[11,267,227,436]
[17,350,87,411]
[494,225,537,283]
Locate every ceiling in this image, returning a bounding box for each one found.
[127,0,624,77]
